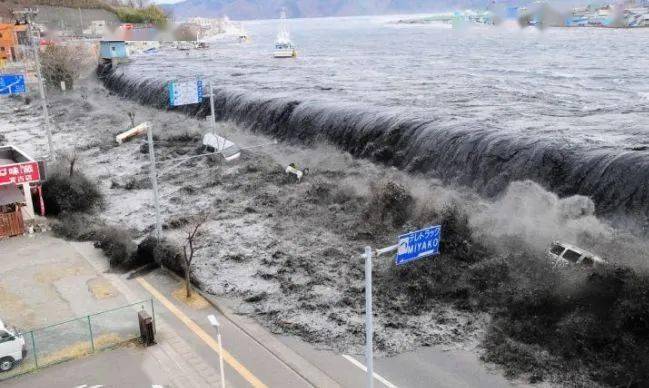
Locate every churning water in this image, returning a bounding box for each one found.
[101,15,649,224]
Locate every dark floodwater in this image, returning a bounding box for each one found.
[107,16,649,222]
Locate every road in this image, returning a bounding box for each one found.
[135,269,520,388]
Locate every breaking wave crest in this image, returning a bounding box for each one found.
[98,63,649,226]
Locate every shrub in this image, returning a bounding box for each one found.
[93,227,137,268]
[136,236,184,275]
[366,181,414,228]
[42,169,103,215]
[51,212,102,240]
[41,44,94,90]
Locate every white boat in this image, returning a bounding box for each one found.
[274,9,297,58]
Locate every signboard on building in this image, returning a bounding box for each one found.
[0,161,41,185]
[0,74,26,96]
[395,225,441,265]
[168,79,203,107]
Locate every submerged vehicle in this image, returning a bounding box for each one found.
[203,133,241,161]
[0,318,26,372]
[274,9,297,58]
[547,241,606,268]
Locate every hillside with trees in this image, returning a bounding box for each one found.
[0,0,167,27]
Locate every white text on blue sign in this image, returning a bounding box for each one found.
[396,225,441,265]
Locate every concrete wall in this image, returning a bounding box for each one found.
[35,6,120,36]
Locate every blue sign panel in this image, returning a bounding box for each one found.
[0,74,26,96]
[396,225,441,265]
[168,79,203,107]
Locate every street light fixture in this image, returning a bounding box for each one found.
[207,314,226,388]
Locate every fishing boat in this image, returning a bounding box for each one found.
[274,9,297,58]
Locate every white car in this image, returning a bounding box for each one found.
[547,241,606,268]
[0,319,26,372]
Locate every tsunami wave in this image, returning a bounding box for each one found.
[98,63,649,226]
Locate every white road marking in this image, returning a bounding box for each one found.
[342,354,398,388]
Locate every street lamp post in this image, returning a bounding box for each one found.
[146,124,162,240]
[207,314,226,388]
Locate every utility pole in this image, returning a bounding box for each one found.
[147,125,162,240]
[20,8,55,159]
[78,8,84,36]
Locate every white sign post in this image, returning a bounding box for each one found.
[360,225,442,388]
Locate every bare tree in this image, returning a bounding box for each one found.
[61,149,79,177]
[40,43,95,90]
[182,213,210,298]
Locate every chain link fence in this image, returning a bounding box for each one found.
[0,299,155,381]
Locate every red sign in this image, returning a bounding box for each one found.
[0,161,40,185]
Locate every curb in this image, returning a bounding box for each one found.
[161,267,341,388]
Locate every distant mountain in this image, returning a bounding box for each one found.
[161,0,493,20]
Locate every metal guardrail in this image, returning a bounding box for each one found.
[0,299,155,380]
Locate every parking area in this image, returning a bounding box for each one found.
[0,233,130,330]
[0,232,156,381]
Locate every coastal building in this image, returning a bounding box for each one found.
[566,3,649,27]
[0,23,17,61]
[100,40,127,60]
[0,145,44,238]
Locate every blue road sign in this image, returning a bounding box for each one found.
[168,79,203,107]
[0,74,26,96]
[396,225,441,265]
